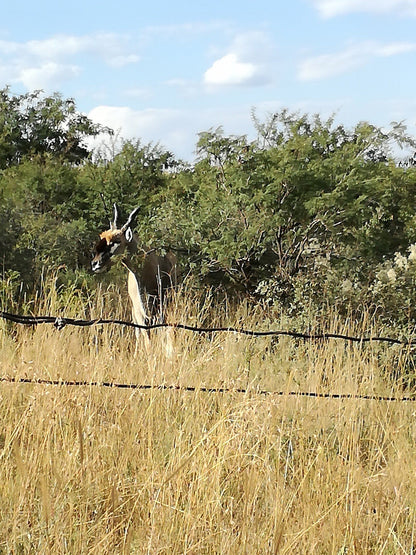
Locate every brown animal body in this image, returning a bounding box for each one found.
[91,206,177,329]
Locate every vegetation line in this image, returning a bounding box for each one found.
[0,310,409,345]
[1,376,415,402]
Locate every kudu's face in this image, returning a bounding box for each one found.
[91,229,127,273]
[91,205,139,274]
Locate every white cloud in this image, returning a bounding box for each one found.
[89,106,181,137]
[0,40,21,56]
[204,31,275,88]
[88,104,256,161]
[0,33,138,64]
[107,54,141,68]
[25,36,88,59]
[19,63,81,90]
[376,42,416,56]
[299,41,416,80]
[205,54,259,86]
[0,33,139,91]
[312,0,416,17]
[88,105,193,158]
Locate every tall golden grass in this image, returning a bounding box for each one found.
[1,277,416,554]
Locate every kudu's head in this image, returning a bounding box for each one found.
[91,205,140,274]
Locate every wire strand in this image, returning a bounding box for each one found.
[1,376,415,402]
[0,310,412,345]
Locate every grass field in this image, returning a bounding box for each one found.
[1,281,416,554]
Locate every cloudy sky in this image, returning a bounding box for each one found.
[1,0,415,161]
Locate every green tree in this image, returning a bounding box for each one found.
[84,139,182,237]
[0,89,111,284]
[161,112,416,299]
[0,87,108,168]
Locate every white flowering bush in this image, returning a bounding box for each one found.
[255,243,416,332]
[369,244,416,325]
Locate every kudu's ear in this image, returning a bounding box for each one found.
[125,227,134,242]
[121,206,140,233]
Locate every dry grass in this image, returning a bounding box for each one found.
[1,281,416,554]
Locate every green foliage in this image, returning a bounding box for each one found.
[92,140,175,210]
[0,89,110,284]
[167,113,416,298]
[0,87,108,168]
[2,91,416,328]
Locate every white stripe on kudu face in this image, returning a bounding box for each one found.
[109,242,121,255]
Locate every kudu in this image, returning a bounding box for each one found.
[91,205,177,349]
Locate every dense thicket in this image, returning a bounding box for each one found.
[2,88,416,325]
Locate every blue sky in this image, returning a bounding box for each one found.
[1,0,416,161]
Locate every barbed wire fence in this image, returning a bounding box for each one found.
[1,310,412,344]
[1,310,416,402]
